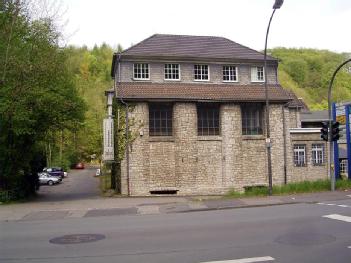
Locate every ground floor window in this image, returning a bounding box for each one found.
[312,144,324,165]
[197,103,220,136]
[149,103,173,136]
[294,144,306,166]
[340,159,348,176]
[241,103,264,135]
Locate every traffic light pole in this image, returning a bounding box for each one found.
[328,58,351,191]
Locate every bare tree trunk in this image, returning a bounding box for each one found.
[59,129,63,166]
[2,0,20,83]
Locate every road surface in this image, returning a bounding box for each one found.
[1,197,351,262]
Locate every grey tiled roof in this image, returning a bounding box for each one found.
[120,34,277,62]
[114,83,290,102]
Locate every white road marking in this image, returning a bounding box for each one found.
[323,214,351,223]
[325,203,336,206]
[317,202,326,205]
[200,256,275,263]
[337,205,349,208]
[348,246,351,249]
[346,195,351,198]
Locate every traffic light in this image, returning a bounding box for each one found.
[320,121,328,141]
[332,121,341,141]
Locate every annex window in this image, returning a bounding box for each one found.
[149,103,173,136]
[340,159,348,176]
[194,64,209,81]
[251,66,264,82]
[312,144,324,165]
[197,103,220,136]
[164,64,180,80]
[133,63,150,80]
[223,66,238,82]
[241,103,264,135]
[294,144,306,166]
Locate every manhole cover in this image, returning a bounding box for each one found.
[50,234,106,245]
[275,232,336,246]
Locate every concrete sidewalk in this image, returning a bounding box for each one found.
[1,190,351,221]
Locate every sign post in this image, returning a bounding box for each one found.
[103,118,114,161]
[346,104,351,179]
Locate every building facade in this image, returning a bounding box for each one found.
[109,34,328,196]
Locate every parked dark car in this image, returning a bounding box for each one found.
[43,167,64,179]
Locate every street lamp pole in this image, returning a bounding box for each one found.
[264,0,283,196]
[328,58,351,191]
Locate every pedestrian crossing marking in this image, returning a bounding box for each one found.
[323,214,351,223]
[200,256,275,263]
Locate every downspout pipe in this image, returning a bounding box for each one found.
[282,104,288,184]
[115,53,130,196]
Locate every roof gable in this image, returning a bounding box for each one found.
[120,34,277,62]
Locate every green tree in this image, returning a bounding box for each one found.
[0,1,85,197]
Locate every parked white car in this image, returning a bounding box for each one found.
[38,172,61,186]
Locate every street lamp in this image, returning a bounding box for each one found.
[264,0,284,196]
[328,58,351,191]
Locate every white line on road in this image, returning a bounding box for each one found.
[323,214,351,223]
[346,195,351,198]
[337,205,349,208]
[200,256,275,263]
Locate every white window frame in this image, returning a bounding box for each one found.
[340,159,348,175]
[311,144,324,165]
[223,65,238,82]
[164,63,180,81]
[293,144,306,167]
[194,64,210,81]
[133,63,150,80]
[251,66,265,82]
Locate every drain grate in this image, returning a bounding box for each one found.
[50,234,106,245]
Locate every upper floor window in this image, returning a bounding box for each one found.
[194,64,209,81]
[241,103,264,135]
[223,66,238,82]
[197,103,220,136]
[164,64,180,80]
[294,144,306,166]
[312,144,325,165]
[251,66,264,82]
[149,103,173,136]
[133,63,150,80]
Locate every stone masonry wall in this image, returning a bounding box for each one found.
[289,132,329,182]
[121,102,293,196]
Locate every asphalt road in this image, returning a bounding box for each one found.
[1,198,351,263]
[36,168,100,202]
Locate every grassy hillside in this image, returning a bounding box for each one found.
[270,48,351,110]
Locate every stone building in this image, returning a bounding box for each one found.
[109,34,328,196]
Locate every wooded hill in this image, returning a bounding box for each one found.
[270,48,351,110]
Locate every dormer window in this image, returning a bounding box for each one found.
[164,64,180,80]
[223,66,238,82]
[133,63,150,80]
[194,64,209,81]
[251,66,265,82]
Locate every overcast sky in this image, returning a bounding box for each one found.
[59,0,351,53]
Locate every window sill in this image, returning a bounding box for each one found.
[222,80,239,83]
[197,136,222,141]
[149,136,174,142]
[312,163,326,166]
[251,80,265,83]
[242,135,265,140]
[193,79,210,82]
